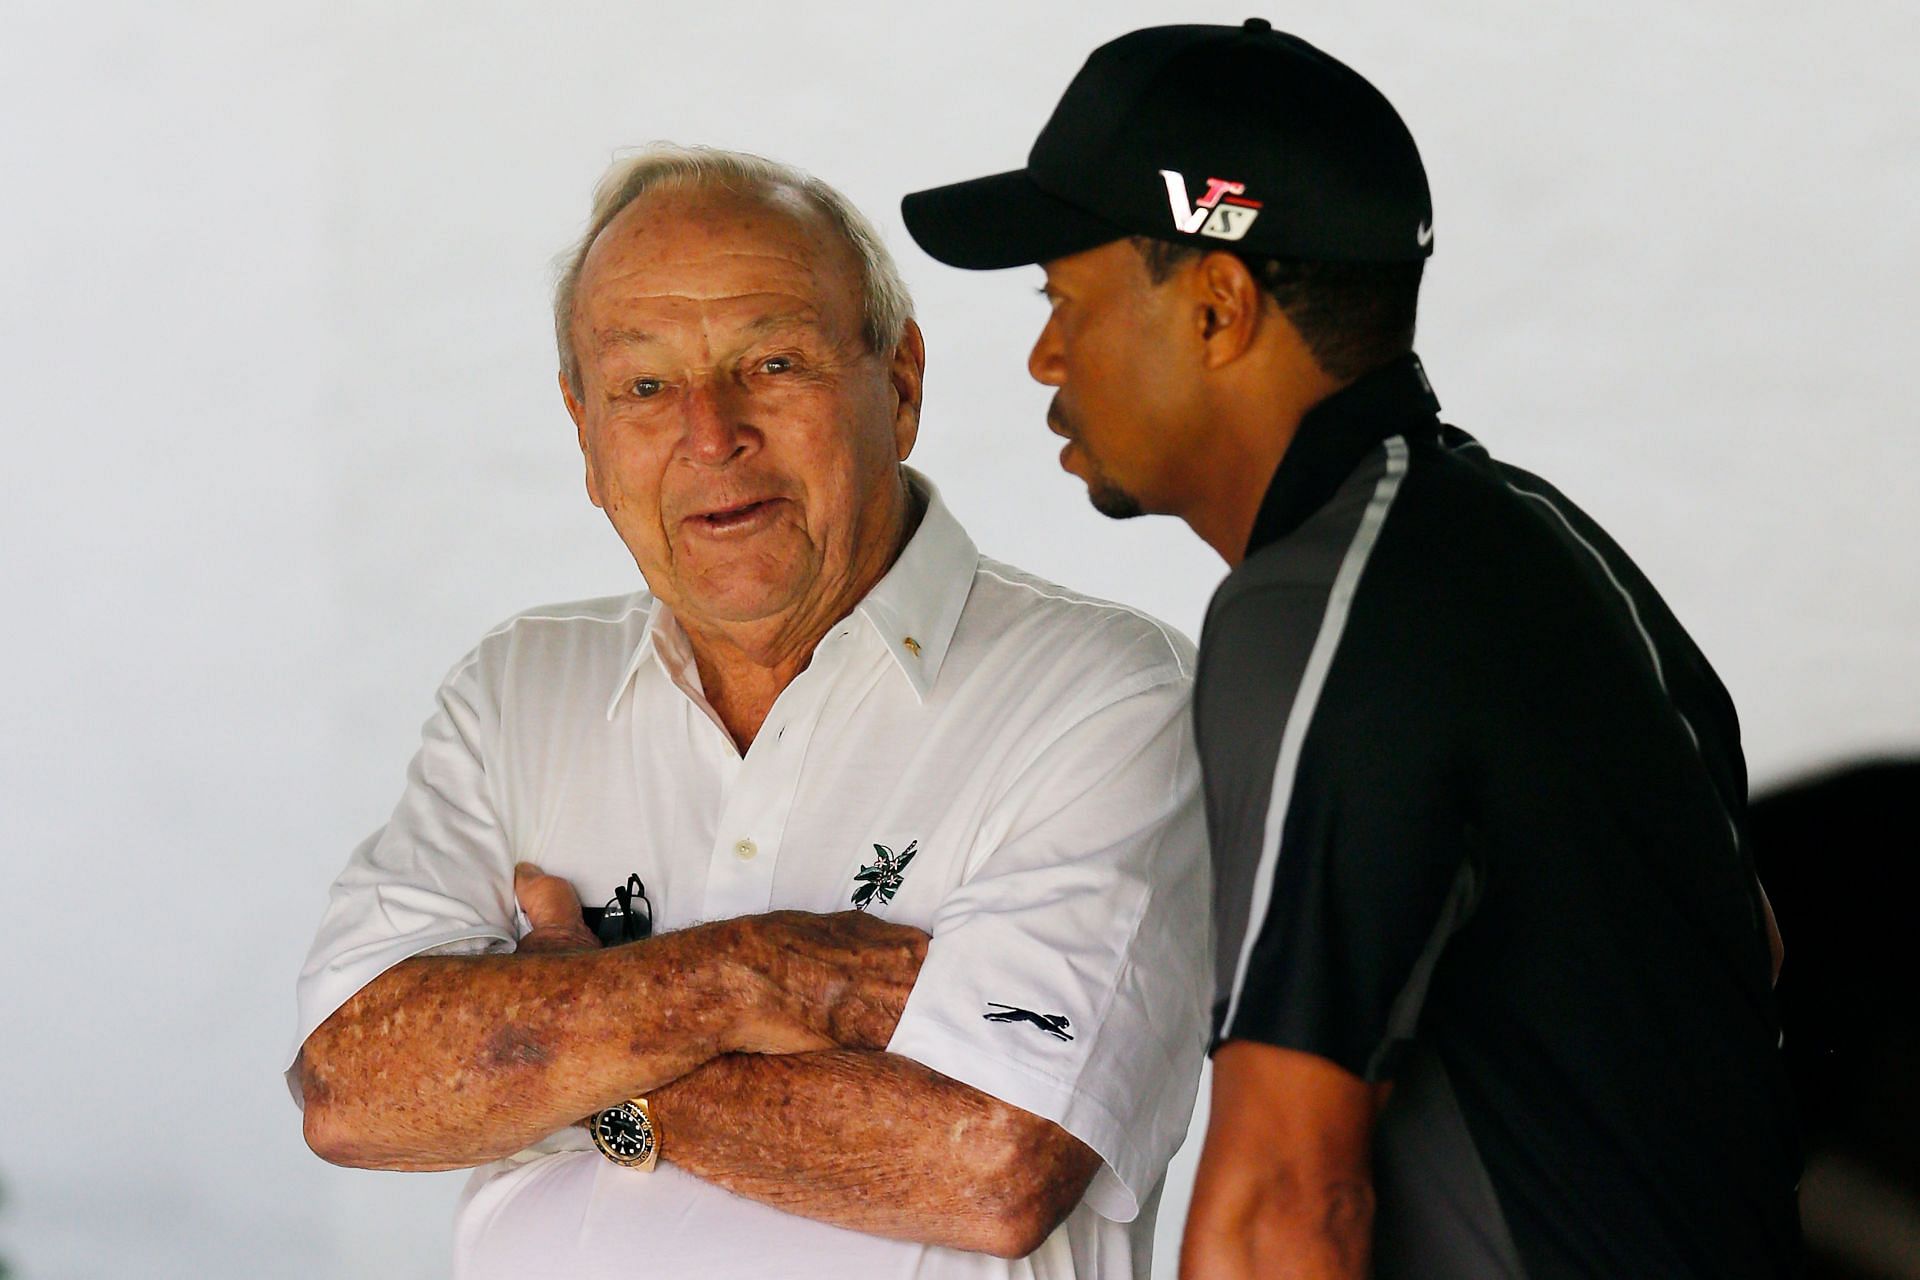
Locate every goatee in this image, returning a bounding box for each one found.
[1088,481,1144,521]
[1052,396,1143,520]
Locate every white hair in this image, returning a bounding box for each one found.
[553,143,914,395]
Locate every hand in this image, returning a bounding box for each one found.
[514,867,929,1053]
[733,910,931,1053]
[513,862,603,954]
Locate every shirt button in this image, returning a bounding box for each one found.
[733,838,758,861]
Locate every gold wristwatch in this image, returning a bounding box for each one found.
[589,1096,659,1170]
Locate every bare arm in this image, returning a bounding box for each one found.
[298,864,925,1172]
[652,1050,1100,1258]
[1180,1041,1390,1280]
[518,866,1101,1257]
[1756,874,1783,986]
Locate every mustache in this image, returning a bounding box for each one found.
[1047,397,1076,440]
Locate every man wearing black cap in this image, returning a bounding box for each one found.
[904,19,1800,1279]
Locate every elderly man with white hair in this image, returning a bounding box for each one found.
[287,145,1210,1279]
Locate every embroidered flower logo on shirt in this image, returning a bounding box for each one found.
[851,840,918,911]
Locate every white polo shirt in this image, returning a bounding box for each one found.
[287,470,1210,1280]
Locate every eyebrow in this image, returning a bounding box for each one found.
[595,327,658,351]
[743,310,816,337]
[593,310,822,354]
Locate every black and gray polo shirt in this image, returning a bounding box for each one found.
[1195,354,1800,1277]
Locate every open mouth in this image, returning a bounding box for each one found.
[688,497,783,535]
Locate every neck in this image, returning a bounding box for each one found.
[1180,425,1294,567]
[681,475,923,751]
[1181,362,1345,567]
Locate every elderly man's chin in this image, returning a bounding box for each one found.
[666,532,823,627]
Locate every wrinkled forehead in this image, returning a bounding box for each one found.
[576,184,865,346]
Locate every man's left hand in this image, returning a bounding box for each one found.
[513,862,603,954]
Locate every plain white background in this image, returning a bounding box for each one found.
[1,2,1913,1276]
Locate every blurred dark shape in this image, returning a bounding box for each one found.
[1751,759,1920,1279]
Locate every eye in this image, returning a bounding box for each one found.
[629,378,663,399]
[760,355,795,375]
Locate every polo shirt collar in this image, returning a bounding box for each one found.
[852,468,978,702]
[1245,352,1442,557]
[600,598,681,719]
[604,466,977,718]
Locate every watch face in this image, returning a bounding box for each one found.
[591,1101,656,1166]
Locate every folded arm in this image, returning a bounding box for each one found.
[654,1049,1100,1258]
[678,673,1206,1256]
[298,865,925,1172]
[518,867,1101,1258]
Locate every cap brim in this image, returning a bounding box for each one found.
[902,169,1130,270]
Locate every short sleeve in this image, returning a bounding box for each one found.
[1200,582,1476,1081]
[283,646,519,1103]
[884,676,1212,1223]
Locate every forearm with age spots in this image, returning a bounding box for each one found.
[650,1049,1101,1258]
[298,923,750,1171]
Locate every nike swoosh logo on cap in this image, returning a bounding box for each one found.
[1417,221,1434,247]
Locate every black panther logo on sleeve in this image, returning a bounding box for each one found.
[983,1002,1074,1042]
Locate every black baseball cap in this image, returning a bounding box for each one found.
[902,19,1432,270]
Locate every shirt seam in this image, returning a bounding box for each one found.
[1218,436,1410,1039]
[975,563,1194,679]
[987,670,1191,848]
[443,595,654,690]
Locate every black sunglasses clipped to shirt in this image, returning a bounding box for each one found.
[582,873,653,946]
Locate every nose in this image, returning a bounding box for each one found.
[680,377,754,467]
[1027,311,1065,388]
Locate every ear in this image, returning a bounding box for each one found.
[888,317,927,461]
[559,370,604,510]
[1193,252,1267,371]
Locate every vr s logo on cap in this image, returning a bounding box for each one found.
[1159,170,1262,241]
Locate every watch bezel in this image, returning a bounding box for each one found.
[589,1097,658,1169]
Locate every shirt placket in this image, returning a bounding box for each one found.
[699,626,856,921]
